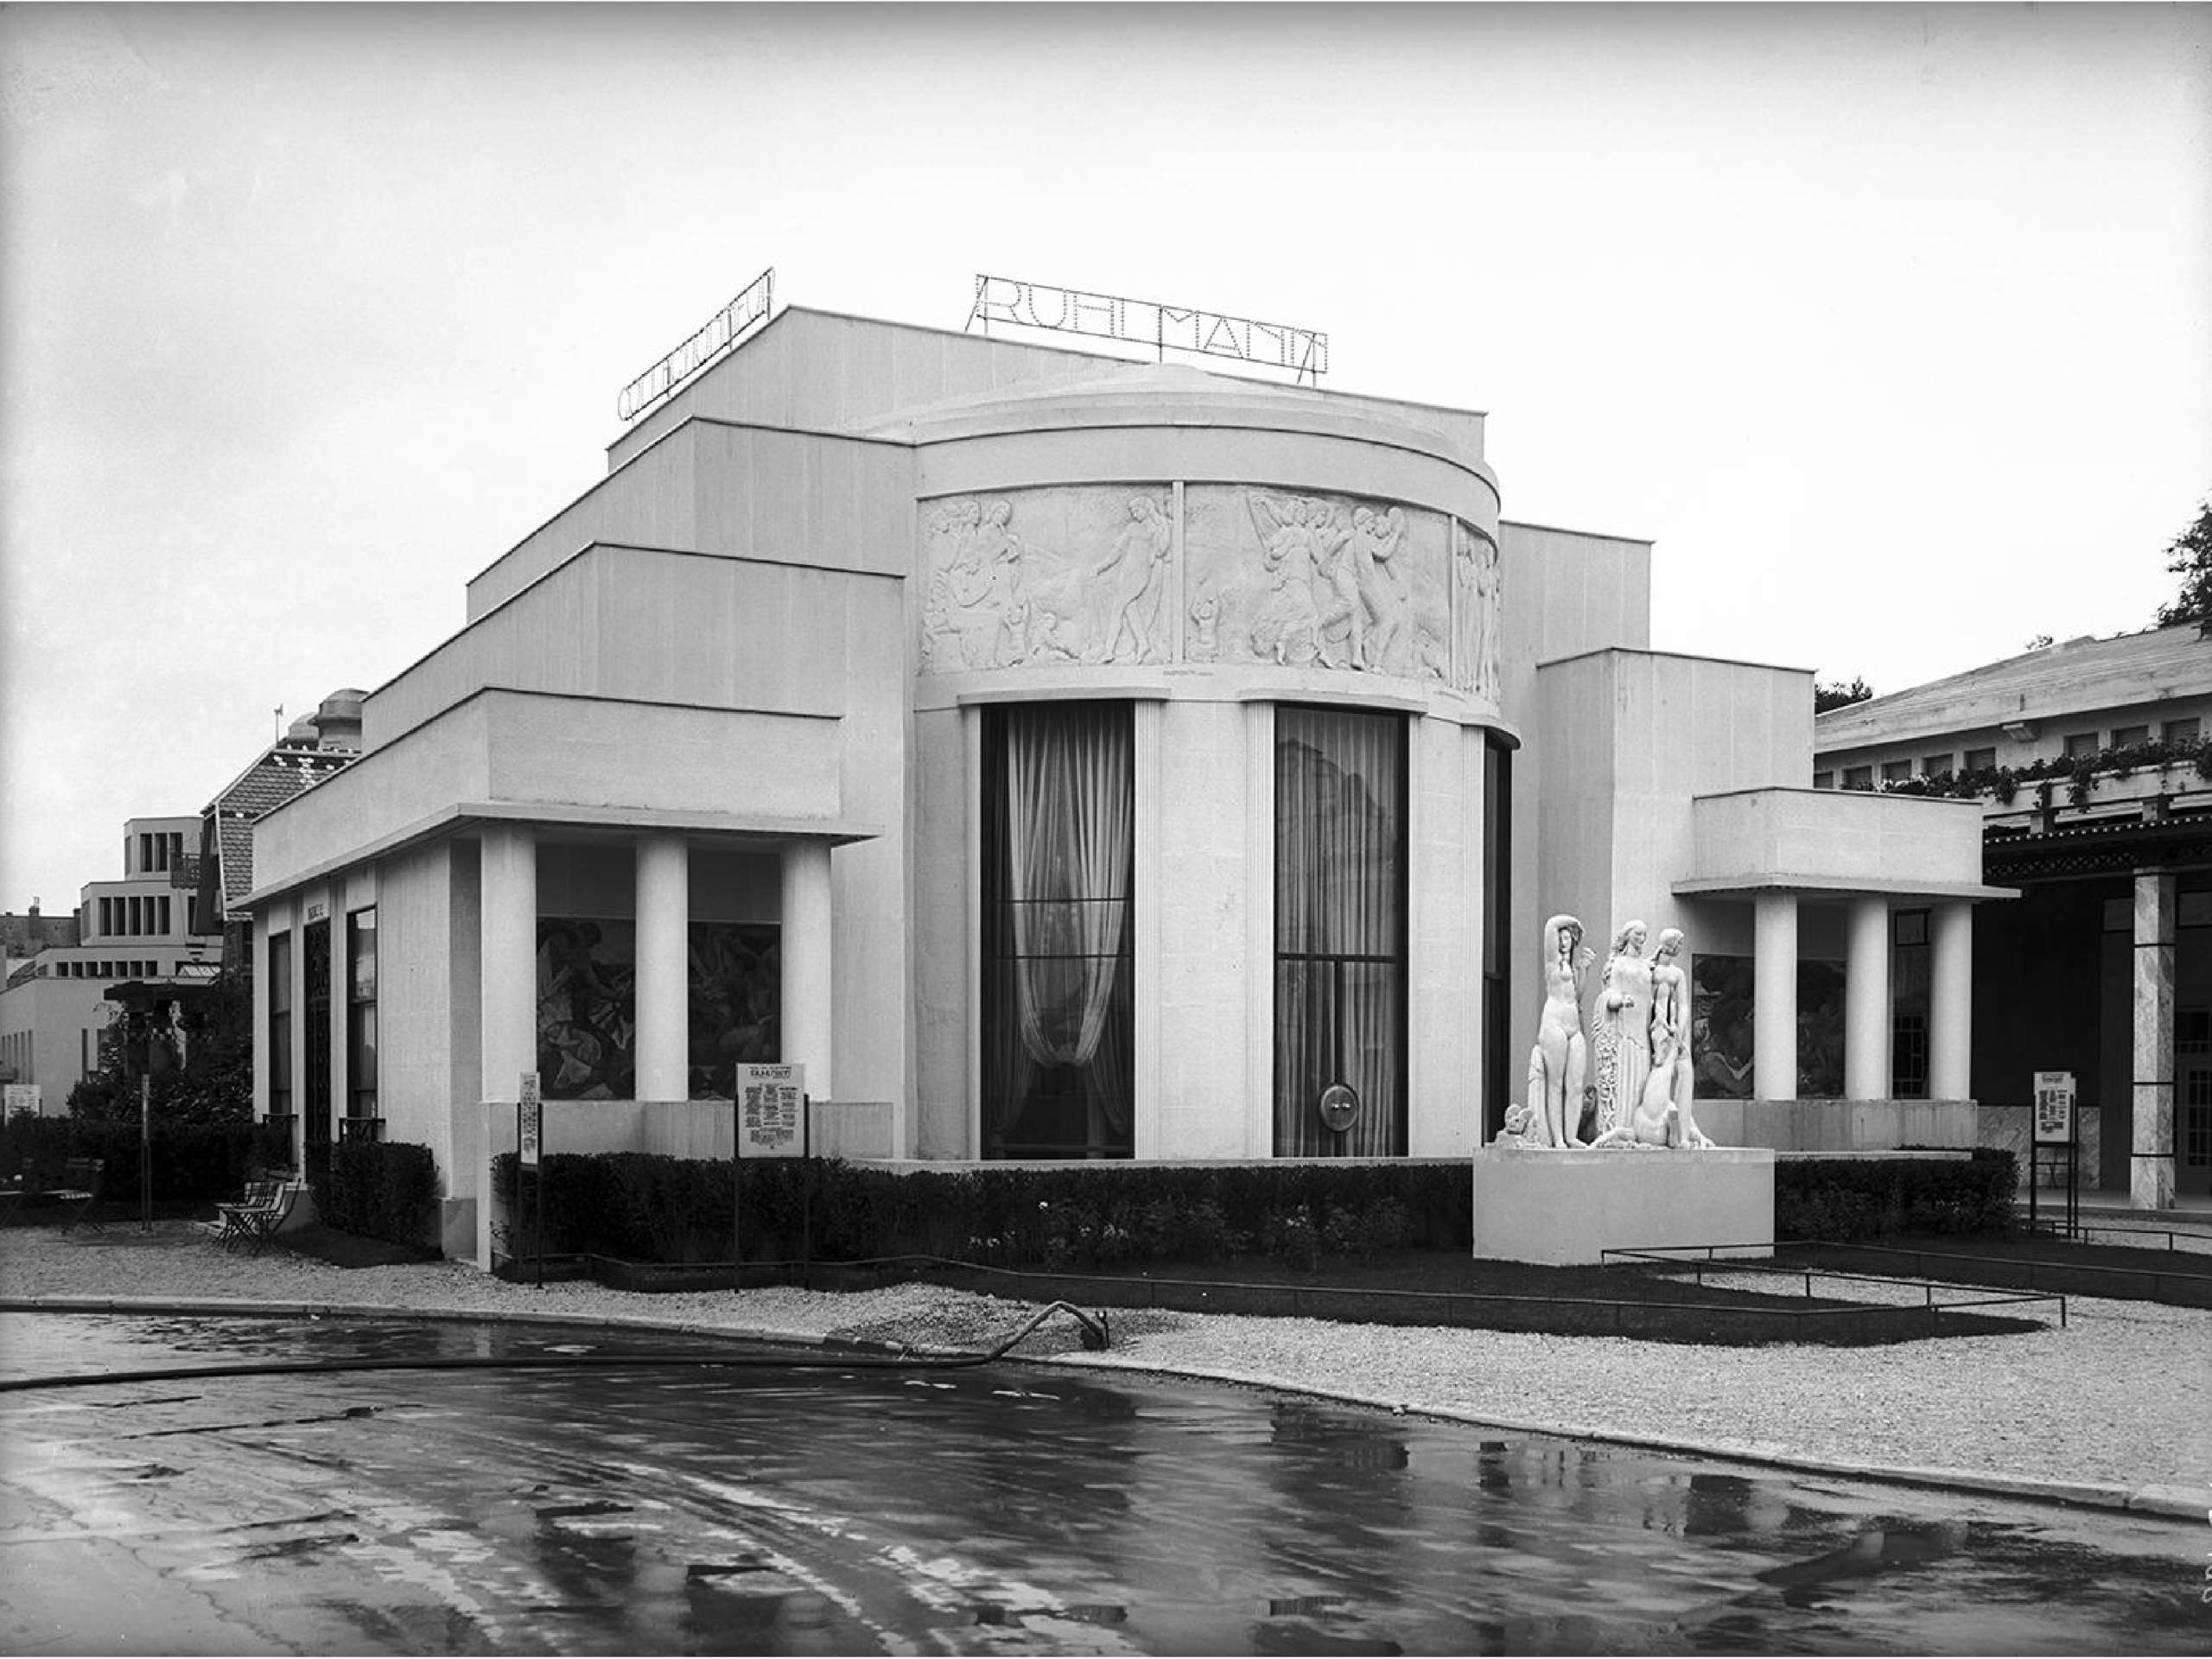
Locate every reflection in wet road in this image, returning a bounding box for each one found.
[0,1313,2197,1655]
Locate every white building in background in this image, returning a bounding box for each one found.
[0,816,218,1107]
[238,297,2009,1265]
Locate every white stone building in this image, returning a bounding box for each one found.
[239,302,2005,1262]
[0,816,218,1107]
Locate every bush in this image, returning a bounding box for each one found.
[317,1142,440,1249]
[0,1115,259,1204]
[1777,1149,2015,1241]
[490,1154,1473,1269]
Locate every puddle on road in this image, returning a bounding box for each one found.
[0,1312,2198,1656]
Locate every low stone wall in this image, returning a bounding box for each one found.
[1471,1145,1776,1266]
[1694,1097,1979,1153]
[1979,1103,2107,1188]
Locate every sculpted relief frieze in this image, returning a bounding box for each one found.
[920,488,1173,671]
[918,482,1502,702]
[1183,486,1455,683]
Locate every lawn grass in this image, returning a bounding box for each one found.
[792,1248,2050,1346]
[1778,1232,2212,1307]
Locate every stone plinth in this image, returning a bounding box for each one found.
[1472,1145,1777,1267]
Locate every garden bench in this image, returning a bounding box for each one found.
[214,1179,299,1255]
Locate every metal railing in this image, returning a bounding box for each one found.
[1599,1243,2069,1327]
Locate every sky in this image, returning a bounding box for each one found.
[3,3,2209,912]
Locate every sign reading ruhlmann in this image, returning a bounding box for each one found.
[966,274,1327,383]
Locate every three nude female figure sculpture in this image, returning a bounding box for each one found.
[1522,913,1718,1151]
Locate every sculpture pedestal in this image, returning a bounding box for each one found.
[1471,1144,1777,1266]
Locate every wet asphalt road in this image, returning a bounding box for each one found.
[0,1312,2202,1656]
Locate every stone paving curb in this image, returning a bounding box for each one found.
[5,1294,2203,1523]
[1031,1351,2212,1522]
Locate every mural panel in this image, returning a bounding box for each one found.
[919,486,1174,671]
[535,918,780,1101]
[1690,955,1848,1100]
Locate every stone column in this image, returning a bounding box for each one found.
[1929,901,1974,1100]
[477,824,537,1273]
[479,825,538,1103]
[1753,892,1799,1102]
[633,833,690,1103]
[1844,895,1891,1101]
[780,840,834,1103]
[2133,869,2177,1210]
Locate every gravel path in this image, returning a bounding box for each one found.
[3,1224,2206,1516]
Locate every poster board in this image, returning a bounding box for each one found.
[2031,1071,2075,1146]
[518,1071,543,1166]
[736,1063,807,1159]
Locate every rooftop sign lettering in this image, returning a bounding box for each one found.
[617,267,775,423]
[965,274,1328,384]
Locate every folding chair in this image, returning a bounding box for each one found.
[49,1159,105,1235]
[218,1180,298,1255]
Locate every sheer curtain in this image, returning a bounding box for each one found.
[985,703,1134,1154]
[1274,707,1405,1157]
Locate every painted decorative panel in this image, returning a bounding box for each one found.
[920,487,1174,671]
[1182,486,1456,684]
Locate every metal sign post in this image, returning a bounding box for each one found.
[2031,1070,2077,1235]
[139,1073,151,1233]
[735,1063,806,1285]
[518,1071,543,1287]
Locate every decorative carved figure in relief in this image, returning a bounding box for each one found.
[1588,920,1653,1140]
[1473,534,1501,700]
[1307,504,1366,669]
[923,499,993,670]
[1517,914,1594,1147]
[1353,505,1411,674]
[1453,525,1502,700]
[1088,495,1173,664]
[1247,493,1326,666]
[1187,584,1222,662]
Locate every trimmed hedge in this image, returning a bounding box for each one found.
[0,1116,260,1205]
[1776,1149,2017,1241]
[493,1154,1473,1269]
[487,1147,2018,1268]
[317,1142,440,1250]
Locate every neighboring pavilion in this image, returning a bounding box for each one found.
[1818,623,2212,1205]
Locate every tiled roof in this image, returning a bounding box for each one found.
[203,744,358,908]
[0,913,78,957]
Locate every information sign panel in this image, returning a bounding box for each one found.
[3,1084,39,1117]
[2032,1071,2075,1145]
[737,1063,806,1158]
[518,1071,543,1166]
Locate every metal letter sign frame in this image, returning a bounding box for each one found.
[617,267,775,423]
[966,274,1328,385]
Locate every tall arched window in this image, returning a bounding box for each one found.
[982,702,1135,1159]
[1274,706,1406,1156]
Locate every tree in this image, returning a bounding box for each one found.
[2154,499,2212,629]
[67,969,252,1128]
[1814,677,1873,714]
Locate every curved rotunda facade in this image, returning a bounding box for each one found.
[890,365,1515,1166]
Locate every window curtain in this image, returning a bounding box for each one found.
[986,703,1134,1152]
[1274,708,1405,1157]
